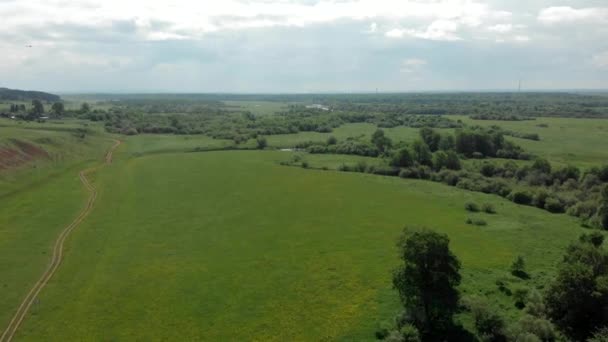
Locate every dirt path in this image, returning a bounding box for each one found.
[0,139,122,342]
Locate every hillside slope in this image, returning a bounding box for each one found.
[0,88,60,102]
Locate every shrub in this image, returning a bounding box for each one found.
[480,163,496,177]
[509,191,533,205]
[256,136,267,149]
[326,136,337,145]
[301,161,309,169]
[533,190,549,209]
[307,145,328,154]
[544,197,565,213]
[482,203,496,214]
[511,256,528,279]
[400,324,421,342]
[391,148,414,168]
[465,202,480,212]
[513,287,529,309]
[472,152,484,159]
[467,297,507,342]
[375,321,392,340]
[466,218,487,226]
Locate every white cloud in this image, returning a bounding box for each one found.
[366,22,378,33]
[400,58,427,73]
[488,24,512,33]
[538,6,608,25]
[592,51,608,69]
[0,0,512,42]
[386,20,462,41]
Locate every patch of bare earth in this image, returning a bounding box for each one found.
[0,140,49,170]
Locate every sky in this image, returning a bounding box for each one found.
[1,0,607,93]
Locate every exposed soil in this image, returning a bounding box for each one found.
[0,140,49,170]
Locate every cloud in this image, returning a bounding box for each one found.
[1,1,607,92]
[400,58,427,73]
[538,6,608,25]
[592,51,608,69]
[488,24,512,33]
[366,22,378,33]
[386,20,462,41]
[0,0,513,42]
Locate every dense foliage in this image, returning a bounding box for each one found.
[391,228,461,339]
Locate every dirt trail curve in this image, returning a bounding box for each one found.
[0,139,122,342]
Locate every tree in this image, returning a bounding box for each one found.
[391,148,414,168]
[597,185,608,230]
[393,228,461,338]
[27,100,44,121]
[410,140,433,167]
[532,158,551,174]
[371,129,392,154]
[439,134,455,151]
[420,127,441,152]
[545,234,608,341]
[80,102,91,113]
[256,136,267,149]
[510,256,528,279]
[467,297,506,342]
[32,99,44,114]
[50,102,65,117]
[433,150,461,171]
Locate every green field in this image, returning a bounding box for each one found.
[0,114,605,340]
[452,116,608,168]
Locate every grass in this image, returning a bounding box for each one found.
[0,120,114,333]
[2,114,606,340]
[452,115,608,168]
[12,144,584,340]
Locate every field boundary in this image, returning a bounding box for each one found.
[0,139,121,342]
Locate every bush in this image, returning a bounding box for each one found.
[256,136,267,149]
[375,321,392,340]
[472,152,484,159]
[301,161,309,169]
[544,197,565,213]
[465,202,480,212]
[511,256,528,279]
[466,297,507,342]
[533,190,549,209]
[466,218,487,226]
[482,203,496,214]
[327,136,337,145]
[509,191,533,205]
[400,324,421,342]
[391,148,414,168]
[513,287,529,309]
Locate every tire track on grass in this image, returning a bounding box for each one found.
[0,139,121,342]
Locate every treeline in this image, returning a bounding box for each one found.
[379,228,608,341]
[470,113,535,121]
[0,87,60,102]
[2,100,93,121]
[82,101,462,141]
[295,126,606,229]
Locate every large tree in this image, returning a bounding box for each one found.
[393,228,461,338]
[371,129,392,154]
[545,233,608,341]
[51,102,65,117]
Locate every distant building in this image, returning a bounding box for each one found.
[305,104,330,111]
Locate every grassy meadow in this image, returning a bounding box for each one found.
[1,110,606,340]
[0,119,114,333]
[14,145,584,340]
